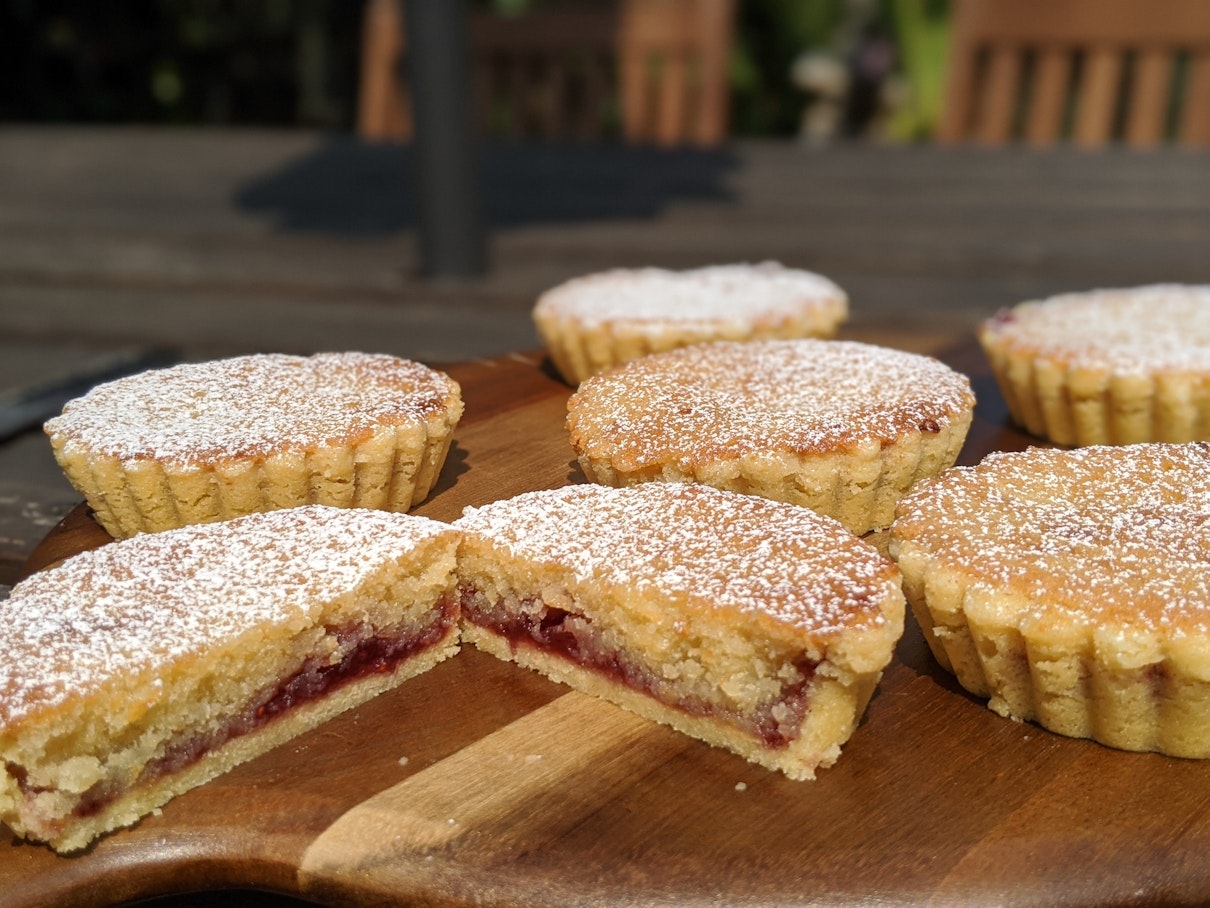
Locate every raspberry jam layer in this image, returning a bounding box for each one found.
[459,585,814,748]
[14,597,457,835]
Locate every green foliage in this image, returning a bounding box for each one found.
[731,0,849,136]
[883,0,950,140]
[1,0,362,126]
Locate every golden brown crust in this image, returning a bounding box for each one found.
[44,352,463,538]
[978,285,1210,445]
[566,339,975,534]
[890,442,1210,757]
[533,263,848,384]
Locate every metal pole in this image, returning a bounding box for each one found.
[401,0,488,277]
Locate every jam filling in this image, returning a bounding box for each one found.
[459,585,815,749]
[14,596,457,829]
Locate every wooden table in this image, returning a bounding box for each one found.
[3,131,1210,905]
[4,132,1209,589]
[6,336,1210,908]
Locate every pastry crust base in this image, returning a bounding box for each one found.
[532,263,849,385]
[977,286,1210,446]
[8,631,458,853]
[890,444,1210,758]
[892,539,1210,758]
[0,507,462,852]
[566,339,976,536]
[51,416,459,539]
[537,311,843,388]
[980,335,1210,447]
[453,484,905,782]
[461,621,881,781]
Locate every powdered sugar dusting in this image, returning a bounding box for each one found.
[44,352,460,467]
[568,339,974,465]
[533,262,847,328]
[0,505,455,726]
[981,284,1210,372]
[893,443,1210,635]
[455,483,900,636]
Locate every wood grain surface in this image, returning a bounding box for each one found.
[6,341,1210,908]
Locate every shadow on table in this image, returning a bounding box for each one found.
[234,139,739,234]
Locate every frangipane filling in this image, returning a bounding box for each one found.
[459,586,816,748]
[8,598,456,838]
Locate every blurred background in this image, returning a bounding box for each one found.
[0,0,948,143]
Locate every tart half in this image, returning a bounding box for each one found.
[0,505,461,852]
[454,483,905,780]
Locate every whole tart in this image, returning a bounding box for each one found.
[889,442,1210,757]
[454,483,905,781]
[0,505,461,852]
[44,352,463,539]
[566,339,975,535]
[532,262,848,385]
[978,284,1210,446]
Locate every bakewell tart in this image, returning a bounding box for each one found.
[566,339,976,535]
[978,284,1210,446]
[532,262,848,385]
[454,483,906,780]
[44,351,463,539]
[0,505,461,852]
[889,442,1210,757]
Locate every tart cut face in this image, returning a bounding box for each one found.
[454,482,905,780]
[0,505,461,852]
[890,442,1210,757]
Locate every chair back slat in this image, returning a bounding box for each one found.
[1071,48,1123,147]
[356,0,411,142]
[1025,49,1072,146]
[619,0,735,146]
[977,46,1023,145]
[1180,52,1210,144]
[1125,50,1174,147]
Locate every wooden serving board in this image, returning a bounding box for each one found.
[7,341,1210,908]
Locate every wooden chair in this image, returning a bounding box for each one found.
[618,0,735,145]
[356,0,735,146]
[938,0,1210,148]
